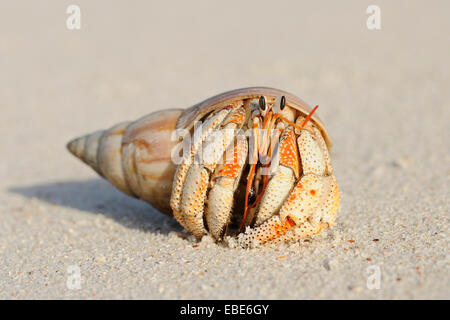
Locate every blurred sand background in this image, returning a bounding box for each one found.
[0,0,449,299]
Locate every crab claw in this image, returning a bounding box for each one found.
[238,116,340,248]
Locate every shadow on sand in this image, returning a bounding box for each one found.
[9,179,182,235]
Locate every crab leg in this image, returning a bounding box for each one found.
[248,96,298,225]
[251,119,285,201]
[252,114,281,195]
[253,125,299,226]
[240,96,289,228]
[205,135,248,239]
[241,110,262,228]
[170,107,231,228]
[275,173,339,245]
[178,106,246,237]
[239,112,339,248]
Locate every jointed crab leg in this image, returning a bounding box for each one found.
[241,96,298,228]
[275,122,340,244]
[241,108,262,228]
[241,96,288,229]
[248,121,283,213]
[178,106,246,237]
[239,107,341,248]
[285,124,338,228]
[170,107,232,228]
[206,135,248,239]
[253,125,299,226]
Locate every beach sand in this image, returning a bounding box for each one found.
[0,0,448,299]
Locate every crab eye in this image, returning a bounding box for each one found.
[280,96,286,110]
[273,95,284,114]
[259,96,266,111]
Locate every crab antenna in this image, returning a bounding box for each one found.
[300,105,319,128]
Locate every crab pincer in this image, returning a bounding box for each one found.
[239,112,340,248]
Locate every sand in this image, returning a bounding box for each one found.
[1,1,448,299]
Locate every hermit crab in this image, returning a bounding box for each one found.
[67,87,340,248]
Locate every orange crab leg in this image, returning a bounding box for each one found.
[250,125,299,226]
[243,164,256,220]
[241,108,276,229]
[239,214,297,248]
[246,128,277,211]
[206,136,248,239]
[241,105,319,231]
[241,117,260,229]
[241,105,319,222]
[257,216,296,245]
[240,105,319,229]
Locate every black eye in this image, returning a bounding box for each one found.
[280,96,286,110]
[259,96,266,110]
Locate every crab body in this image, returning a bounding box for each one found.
[67,87,340,248]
